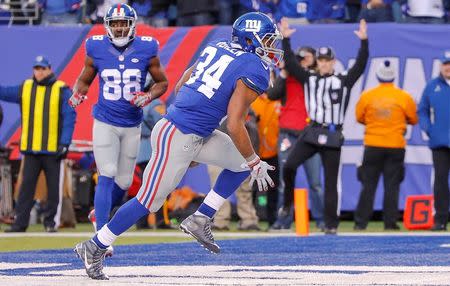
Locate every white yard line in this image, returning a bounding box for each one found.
[0,231,450,238]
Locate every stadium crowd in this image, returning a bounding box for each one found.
[1,0,450,26]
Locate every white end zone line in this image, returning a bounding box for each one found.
[1,231,450,238]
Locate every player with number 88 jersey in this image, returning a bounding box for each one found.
[86,34,159,126]
[69,2,168,250]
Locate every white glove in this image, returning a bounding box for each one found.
[130,91,152,108]
[68,92,87,108]
[247,156,275,192]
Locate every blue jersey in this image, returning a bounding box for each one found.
[166,40,270,137]
[86,35,159,127]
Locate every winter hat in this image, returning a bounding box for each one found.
[376,60,395,83]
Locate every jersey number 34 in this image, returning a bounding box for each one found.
[186,46,234,99]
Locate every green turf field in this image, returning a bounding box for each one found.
[0,221,410,253]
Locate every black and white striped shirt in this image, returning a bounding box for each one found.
[282,39,369,126]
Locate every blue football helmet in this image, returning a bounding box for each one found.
[104,3,137,47]
[232,12,283,65]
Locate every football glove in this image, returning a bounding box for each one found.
[247,156,275,192]
[130,91,152,108]
[68,92,87,108]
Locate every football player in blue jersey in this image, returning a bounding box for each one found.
[74,12,282,280]
[69,3,168,257]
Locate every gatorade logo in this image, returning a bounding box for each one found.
[245,20,261,32]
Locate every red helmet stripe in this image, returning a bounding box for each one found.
[117,3,121,14]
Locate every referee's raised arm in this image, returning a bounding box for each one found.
[278,18,310,85]
[345,19,369,88]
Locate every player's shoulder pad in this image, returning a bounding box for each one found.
[86,35,107,45]
[85,35,108,56]
[135,36,159,49]
[243,53,270,74]
[212,40,247,58]
[240,57,270,95]
[135,36,159,56]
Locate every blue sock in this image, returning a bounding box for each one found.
[197,204,216,218]
[107,198,149,236]
[197,170,250,218]
[92,236,108,249]
[94,176,114,231]
[111,183,126,209]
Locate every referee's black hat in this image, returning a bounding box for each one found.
[316,46,335,60]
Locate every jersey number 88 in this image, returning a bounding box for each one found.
[101,68,141,101]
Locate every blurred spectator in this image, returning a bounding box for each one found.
[354,60,417,231]
[359,0,394,22]
[238,0,277,16]
[1,0,39,25]
[346,0,362,22]
[307,0,346,23]
[0,56,76,232]
[176,0,217,26]
[39,0,82,25]
[92,0,126,23]
[127,0,170,27]
[402,0,446,23]
[251,82,280,227]
[275,0,309,24]
[418,51,450,231]
[147,0,174,27]
[267,49,324,232]
[129,0,152,24]
[217,0,242,25]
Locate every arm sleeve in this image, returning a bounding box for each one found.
[355,92,367,124]
[267,76,286,102]
[345,39,369,88]
[418,85,431,134]
[404,93,418,125]
[282,38,310,84]
[59,87,77,146]
[0,85,21,103]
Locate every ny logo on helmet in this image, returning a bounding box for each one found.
[245,20,261,32]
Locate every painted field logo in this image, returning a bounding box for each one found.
[245,20,261,32]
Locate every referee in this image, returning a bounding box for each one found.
[278,19,369,234]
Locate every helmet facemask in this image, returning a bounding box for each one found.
[104,17,136,47]
[253,30,284,66]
